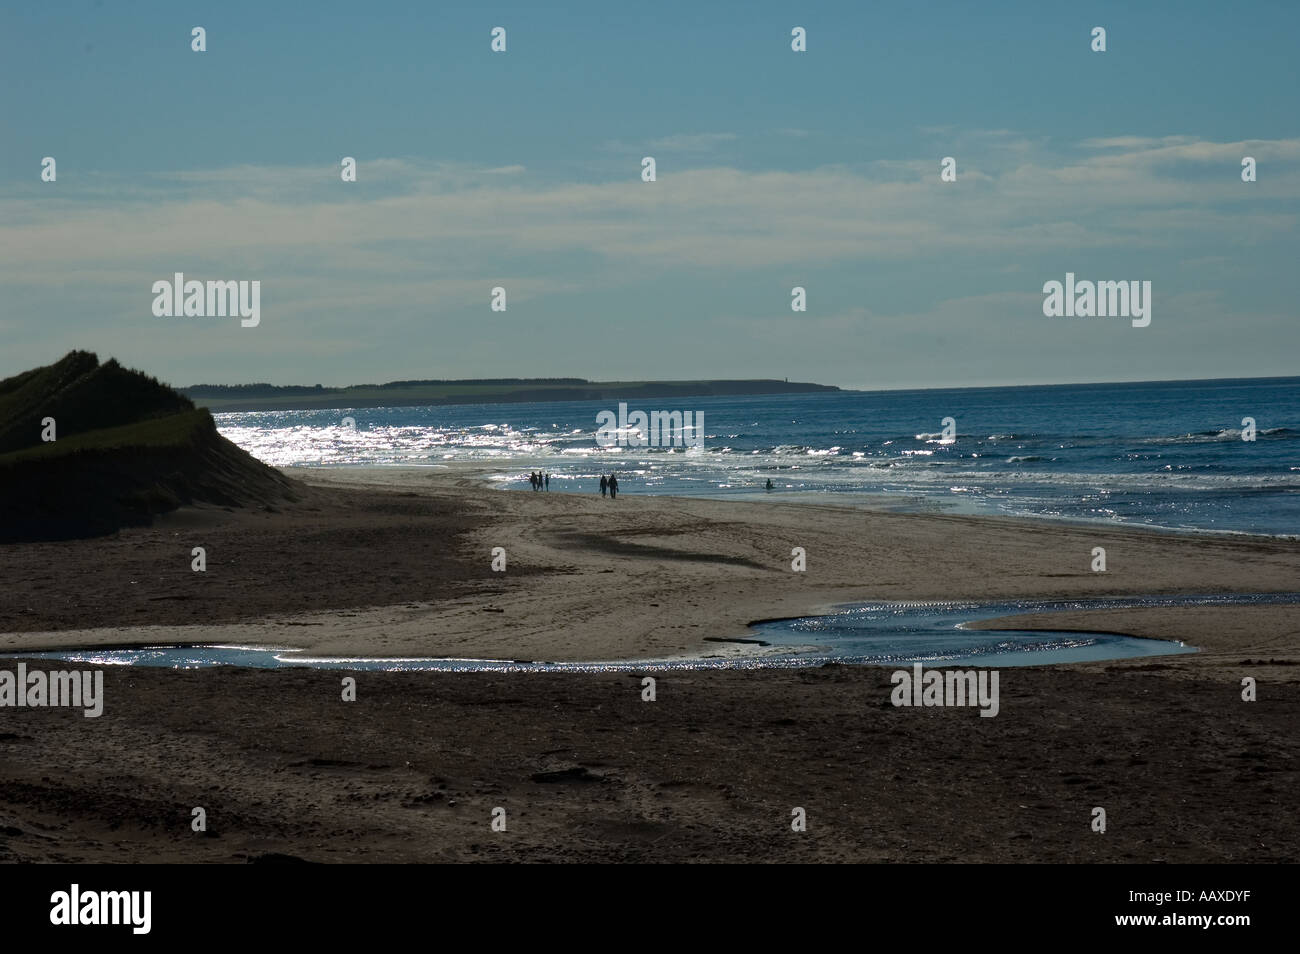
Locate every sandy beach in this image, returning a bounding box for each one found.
[4,465,1298,662]
[0,467,1296,862]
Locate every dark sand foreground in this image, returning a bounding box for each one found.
[0,468,1296,862]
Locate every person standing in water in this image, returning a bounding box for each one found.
[599,474,608,497]
[544,473,550,491]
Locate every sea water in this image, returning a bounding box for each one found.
[214,376,1300,537]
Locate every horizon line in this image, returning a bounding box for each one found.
[182,371,1298,398]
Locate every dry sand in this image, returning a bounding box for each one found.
[0,466,1296,862]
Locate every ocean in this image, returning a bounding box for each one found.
[215,376,1300,537]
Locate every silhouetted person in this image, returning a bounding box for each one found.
[544,473,550,491]
[599,474,608,497]
[766,478,774,491]
[609,474,618,499]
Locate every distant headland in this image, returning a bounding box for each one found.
[180,378,841,413]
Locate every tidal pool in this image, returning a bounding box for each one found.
[7,593,1294,672]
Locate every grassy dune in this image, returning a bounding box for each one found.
[0,352,298,540]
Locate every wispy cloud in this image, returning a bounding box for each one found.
[5,136,1296,277]
[601,132,738,154]
[648,132,738,151]
[4,133,1298,383]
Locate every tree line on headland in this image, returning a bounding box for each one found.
[180,378,840,412]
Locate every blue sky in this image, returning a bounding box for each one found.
[2,0,1298,389]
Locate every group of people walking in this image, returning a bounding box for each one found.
[525,471,777,496]
[523,470,623,497]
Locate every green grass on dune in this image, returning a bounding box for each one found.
[0,350,99,424]
[0,351,194,455]
[0,352,298,540]
[0,408,212,466]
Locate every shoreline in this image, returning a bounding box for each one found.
[288,460,1300,542]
